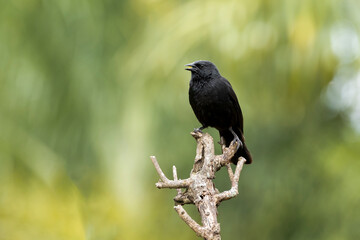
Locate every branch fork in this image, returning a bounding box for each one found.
[151,132,246,240]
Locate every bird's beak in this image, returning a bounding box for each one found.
[185,63,196,71]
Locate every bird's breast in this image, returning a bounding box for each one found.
[189,80,233,129]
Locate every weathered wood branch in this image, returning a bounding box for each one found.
[174,205,208,238]
[214,159,246,204]
[151,132,247,240]
[150,156,192,189]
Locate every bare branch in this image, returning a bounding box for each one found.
[172,166,193,204]
[155,179,191,189]
[194,136,204,162]
[213,139,239,171]
[215,157,246,204]
[151,156,191,189]
[226,163,234,182]
[174,205,209,239]
[233,157,246,183]
[150,156,169,182]
[173,165,181,194]
[217,140,239,166]
[151,133,248,239]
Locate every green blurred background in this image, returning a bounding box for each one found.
[1,0,360,239]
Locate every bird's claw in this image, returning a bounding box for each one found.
[193,128,203,133]
[229,127,243,150]
[237,139,243,150]
[193,126,205,133]
[232,137,243,151]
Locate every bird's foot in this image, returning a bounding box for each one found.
[229,127,243,150]
[193,128,203,133]
[232,135,243,151]
[193,126,205,133]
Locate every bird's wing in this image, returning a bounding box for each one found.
[221,77,244,133]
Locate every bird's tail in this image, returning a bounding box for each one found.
[219,128,252,164]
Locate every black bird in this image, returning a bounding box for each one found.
[186,60,252,164]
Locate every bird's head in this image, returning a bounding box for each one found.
[185,60,220,79]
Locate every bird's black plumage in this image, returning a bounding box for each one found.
[186,60,252,164]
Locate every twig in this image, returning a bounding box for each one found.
[150,155,192,189]
[173,166,182,194]
[150,156,169,182]
[226,163,234,182]
[155,180,191,189]
[215,157,246,204]
[174,205,208,239]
